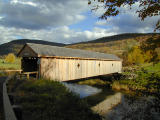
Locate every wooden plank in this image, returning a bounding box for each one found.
[72,59,76,80]
[22,71,38,74]
[59,59,63,81]
[60,59,64,81]
[39,57,122,81]
[55,58,58,80]
[82,60,85,78]
[20,71,38,79]
[69,59,72,80]
[4,70,22,73]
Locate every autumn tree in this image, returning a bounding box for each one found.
[88,0,160,31]
[5,53,16,63]
[124,36,159,65]
[140,35,160,62]
[127,46,145,65]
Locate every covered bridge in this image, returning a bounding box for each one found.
[18,43,122,81]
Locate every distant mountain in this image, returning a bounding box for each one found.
[0,33,159,57]
[67,33,160,58]
[71,33,159,44]
[0,39,65,56]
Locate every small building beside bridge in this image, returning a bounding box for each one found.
[18,43,122,81]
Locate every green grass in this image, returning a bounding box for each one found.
[0,71,7,77]
[0,58,21,70]
[112,81,129,91]
[112,62,160,93]
[144,62,160,73]
[8,78,101,120]
[77,78,111,87]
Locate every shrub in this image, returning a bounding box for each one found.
[112,63,160,93]
[132,70,160,92]
[5,53,16,63]
[78,79,110,87]
[112,81,129,91]
[118,68,160,92]
[10,79,101,120]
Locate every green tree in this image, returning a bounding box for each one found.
[127,46,145,65]
[140,35,160,62]
[125,37,159,65]
[5,53,16,63]
[88,0,160,31]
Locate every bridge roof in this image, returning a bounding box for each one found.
[18,43,121,61]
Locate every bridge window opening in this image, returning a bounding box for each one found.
[99,63,100,67]
[77,63,80,68]
[112,64,114,67]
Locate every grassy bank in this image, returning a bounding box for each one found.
[112,62,160,93]
[0,58,21,70]
[76,62,160,95]
[8,78,101,120]
[78,78,111,87]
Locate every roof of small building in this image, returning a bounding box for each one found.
[18,43,121,61]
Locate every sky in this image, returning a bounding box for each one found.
[0,0,159,44]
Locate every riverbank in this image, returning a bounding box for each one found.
[75,62,160,118]
[7,77,101,120]
[0,58,21,70]
[112,62,160,94]
[101,94,160,120]
[77,62,160,95]
[78,80,160,120]
[3,62,160,120]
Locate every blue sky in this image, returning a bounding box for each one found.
[0,0,159,44]
[69,11,99,31]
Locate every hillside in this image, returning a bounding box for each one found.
[0,33,159,57]
[0,39,65,56]
[72,33,159,44]
[66,33,160,58]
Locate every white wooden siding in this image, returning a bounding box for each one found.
[40,58,122,81]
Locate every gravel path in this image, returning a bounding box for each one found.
[0,77,6,120]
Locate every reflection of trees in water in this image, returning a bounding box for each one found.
[106,95,160,120]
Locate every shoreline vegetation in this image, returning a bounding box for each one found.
[0,58,21,70]
[0,52,160,119]
[1,61,159,120]
[78,62,160,96]
[0,34,159,120]
[7,78,101,120]
[112,62,160,94]
[1,55,159,95]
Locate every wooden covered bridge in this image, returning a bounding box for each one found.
[18,43,122,81]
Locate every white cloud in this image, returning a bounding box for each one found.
[0,16,4,20]
[95,21,107,26]
[0,26,116,44]
[0,0,88,29]
[0,0,159,45]
[10,0,37,7]
[95,2,159,34]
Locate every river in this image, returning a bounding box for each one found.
[62,82,102,98]
[63,82,160,120]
